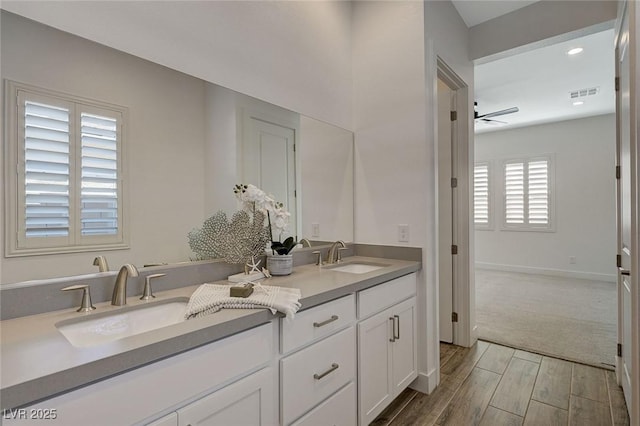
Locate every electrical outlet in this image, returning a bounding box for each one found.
[398,224,410,242]
[311,223,320,238]
[569,256,576,264]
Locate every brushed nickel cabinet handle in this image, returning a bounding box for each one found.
[389,317,396,342]
[313,363,339,380]
[314,315,339,328]
[394,314,400,340]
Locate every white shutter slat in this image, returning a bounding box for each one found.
[24,101,70,238]
[505,162,525,224]
[528,160,549,225]
[80,112,119,236]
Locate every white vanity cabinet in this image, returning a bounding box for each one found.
[280,294,357,425]
[357,274,417,426]
[4,323,275,426]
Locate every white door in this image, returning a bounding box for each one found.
[438,78,454,343]
[243,117,297,240]
[390,298,418,395]
[616,0,635,414]
[358,308,393,426]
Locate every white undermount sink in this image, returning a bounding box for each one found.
[325,262,388,274]
[56,297,188,348]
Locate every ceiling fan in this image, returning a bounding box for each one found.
[474,102,519,125]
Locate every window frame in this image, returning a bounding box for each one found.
[4,80,129,257]
[473,161,493,230]
[500,154,556,232]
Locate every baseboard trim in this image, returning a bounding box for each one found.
[475,262,616,283]
[410,369,437,394]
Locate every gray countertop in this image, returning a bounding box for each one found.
[0,256,420,410]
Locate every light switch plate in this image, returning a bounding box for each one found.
[311,223,320,238]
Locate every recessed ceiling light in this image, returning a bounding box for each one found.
[573,101,584,106]
[567,47,583,56]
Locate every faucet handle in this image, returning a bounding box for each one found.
[62,284,96,312]
[141,273,165,300]
[312,251,323,266]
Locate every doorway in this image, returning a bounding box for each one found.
[472,29,618,369]
[436,58,472,348]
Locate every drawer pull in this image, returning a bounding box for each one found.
[313,363,339,380]
[394,314,400,340]
[389,317,396,342]
[314,315,339,328]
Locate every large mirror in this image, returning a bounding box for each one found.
[0,10,354,284]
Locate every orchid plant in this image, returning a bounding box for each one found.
[233,184,297,255]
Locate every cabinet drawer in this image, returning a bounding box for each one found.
[290,382,356,426]
[281,294,355,354]
[358,273,416,319]
[281,327,356,425]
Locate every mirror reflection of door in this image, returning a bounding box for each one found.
[242,116,297,241]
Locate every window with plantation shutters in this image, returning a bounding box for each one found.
[6,81,128,256]
[474,162,491,229]
[502,156,553,231]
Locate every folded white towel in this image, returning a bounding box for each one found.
[185,283,302,320]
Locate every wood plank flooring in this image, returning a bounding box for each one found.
[371,341,630,426]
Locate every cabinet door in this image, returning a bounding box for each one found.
[177,367,274,426]
[358,307,393,426]
[390,297,417,395]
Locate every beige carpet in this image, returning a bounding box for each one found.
[475,269,617,369]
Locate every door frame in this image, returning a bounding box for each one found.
[615,1,639,423]
[436,57,473,348]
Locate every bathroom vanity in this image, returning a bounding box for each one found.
[1,256,420,425]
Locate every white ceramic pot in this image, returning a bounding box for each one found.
[267,254,293,276]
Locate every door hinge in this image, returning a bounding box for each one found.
[617,254,622,268]
[616,165,621,179]
[294,189,297,197]
[615,77,619,92]
[450,111,457,121]
[451,244,458,255]
[451,312,458,322]
[293,143,296,152]
[617,343,622,357]
[451,177,458,188]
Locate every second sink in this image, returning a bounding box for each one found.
[325,262,388,274]
[56,297,188,348]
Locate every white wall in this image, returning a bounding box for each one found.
[475,114,617,281]
[470,0,617,62]
[352,0,472,392]
[0,1,353,131]
[1,11,207,283]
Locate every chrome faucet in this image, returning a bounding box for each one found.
[112,264,139,306]
[299,238,312,248]
[326,240,347,264]
[93,255,109,272]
